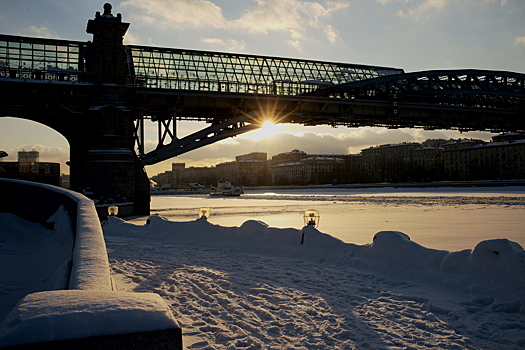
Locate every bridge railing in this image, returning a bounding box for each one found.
[127,45,404,95]
[0,34,86,82]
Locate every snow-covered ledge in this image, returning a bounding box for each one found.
[0,179,182,349]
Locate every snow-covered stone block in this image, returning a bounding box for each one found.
[0,290,182,349]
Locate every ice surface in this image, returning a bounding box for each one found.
[147,187,525,251]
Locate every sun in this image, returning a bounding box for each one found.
[250,121,282,140]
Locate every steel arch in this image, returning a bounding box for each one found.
[306,69,525,109]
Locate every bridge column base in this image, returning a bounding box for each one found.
[79,148,150,216]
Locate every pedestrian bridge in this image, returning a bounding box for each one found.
[0,3,524,214]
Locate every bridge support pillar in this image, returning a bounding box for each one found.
[69,105,150,215]
[70,3,151,215]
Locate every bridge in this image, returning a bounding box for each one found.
[1,3,524,214]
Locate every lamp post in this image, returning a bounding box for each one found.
[303,209,320,228]
[301,209,319,245]
[108,205,118,217]
[198,207,210,220]
[102,205,118,227]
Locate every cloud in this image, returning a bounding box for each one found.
[200,37,246,51]
[121,0,226,28]
[515,36,525,46]
[380,0,449,18]
[120,0,349,50]
[200,37,225,46]
[28,26,59,39]
[233,0,349,43]
[287,39,303,52]
[324,24,338,44]
[123,31,144,45]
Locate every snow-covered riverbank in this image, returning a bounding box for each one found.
[104,213,525,349]
[2,187,524,349]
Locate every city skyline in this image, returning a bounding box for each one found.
[152,134,490,174]
[1,0,524,175]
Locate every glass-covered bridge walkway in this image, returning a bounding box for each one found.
[0,34,403,96]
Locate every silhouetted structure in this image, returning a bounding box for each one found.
[1,4,524,213]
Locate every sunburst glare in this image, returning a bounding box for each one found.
[248,120,283,140]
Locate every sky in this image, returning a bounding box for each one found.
[1,0,524,176]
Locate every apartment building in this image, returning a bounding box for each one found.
[442,139,485,180]
[410,146,444,181]
[271,155,344,185]
[176,166,217,186]
[443,134,525,180]
[361,142,421,182]
[216,152,270,186]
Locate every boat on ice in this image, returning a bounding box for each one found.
[151,183,213,195]
[209,181,244,197]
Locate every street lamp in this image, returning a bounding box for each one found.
[303,209,320,228]
[198,207,210,220]
[108,206,119,217]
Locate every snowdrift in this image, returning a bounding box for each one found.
[104,215,525,312]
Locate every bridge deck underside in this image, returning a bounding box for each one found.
[137,88,524,131]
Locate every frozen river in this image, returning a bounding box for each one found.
[140,186,525,251]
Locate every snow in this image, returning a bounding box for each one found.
[0,290,180,348]
[68,198,113,291]
[101,187,524,349]
[1,186,524,349]
[0,211,73,322]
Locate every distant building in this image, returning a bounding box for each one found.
[18,150,39,163]
[152,163,218,186]
[217,152,270,186]
[236,152,267,162]
[422,139,447,148]
[491,132,525,143]
[361,142,421,182]
[443,139,485,180]
[171,163,185,184]
[271,149,307,167]
[343,154,365,184]
[149,134,525,186]
[152,170,173,186]
[0,150,60,186]
[172,163,185,171]
[60,174,70,188]
[270,150,345,185]
[443,136,525,180]
[410,146,444,181]
[177,166,217,186]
